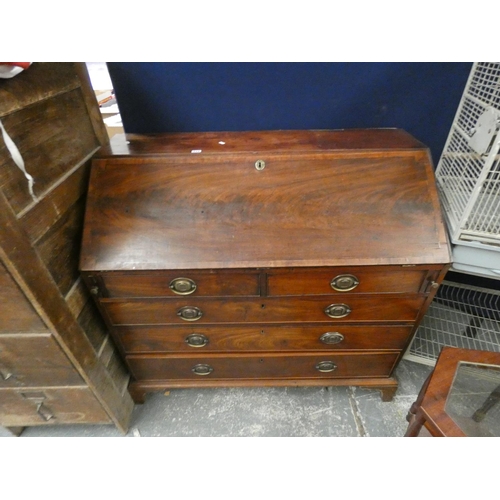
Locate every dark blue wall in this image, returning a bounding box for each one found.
[107,62,472,166]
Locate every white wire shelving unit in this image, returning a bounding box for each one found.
[405,281,500,366]
[405,63,500,365]
[434,62,500,279]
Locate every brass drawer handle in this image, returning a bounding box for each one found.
[177,306,203,321]
[0,362,13,381]
[21,392,54,420]
[185,333,209,348]
[169,277,197,295]
[320,332,344,345]
[316,361,337,373]
[192,364,214,376]
[324,303,351,318]
[0,349,12,380]
[36,402,55,421]
[331,274,359,292]
[21,391,46,401]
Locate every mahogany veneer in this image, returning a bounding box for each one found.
[80,129,451,403]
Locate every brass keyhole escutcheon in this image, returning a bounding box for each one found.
[324,303,351,319]
[169,277,197,295]
[255,159,266,170]
[331,274,359,292]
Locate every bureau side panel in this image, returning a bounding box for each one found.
[0,261,48,334]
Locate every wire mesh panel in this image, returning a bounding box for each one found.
[465,157,500,238]
[405,281,500,366]
[435,62,500,246]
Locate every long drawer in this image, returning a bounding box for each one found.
[102,295,425,325]
[127,352,400,381]
[116,324,413,353]
[0,334,84,387]
[0,388,111,426]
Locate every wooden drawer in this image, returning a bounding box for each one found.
[0,388,111,426]
[94,270,260,298]
[116,324,413,353]
[0,263,49,333]
[102,295,425,325]
[126,352,400,381]
[267,266,431,296]
[0,334,83,387]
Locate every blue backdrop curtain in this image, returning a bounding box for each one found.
[106,61,500,289]
[107,62,472,165]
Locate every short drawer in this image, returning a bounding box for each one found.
[102,295,425,325]
[0,388,111,426]
[267,266,431,296]
[115,324,413,353]
[94,270,260,298]
[0,334,84,387]
[126,352,400,381]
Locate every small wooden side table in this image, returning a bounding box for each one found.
[405,347,500,437]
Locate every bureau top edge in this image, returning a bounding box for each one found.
[95,129,429,159]
[80,257,452,273]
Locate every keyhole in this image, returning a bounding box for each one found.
[255,160,266,170]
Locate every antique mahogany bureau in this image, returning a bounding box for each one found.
[79,129,451,403]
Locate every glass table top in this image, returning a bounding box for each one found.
[445,361,500,437]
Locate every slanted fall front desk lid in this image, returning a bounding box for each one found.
[80,129,451,271]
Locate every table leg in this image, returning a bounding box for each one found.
[472,383,500,422]
[404,411,427,437]
[406,370,433,422]
[404,369,435,436]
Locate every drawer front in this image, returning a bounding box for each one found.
[126,352,400,381]
[267,266,430,296]
[0,388,111,426]
[0,335,84,387]
[116,324,413,353]
[102,295,425,325]
[96,270,260,298]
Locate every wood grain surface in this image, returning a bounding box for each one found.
[81,130,450,271]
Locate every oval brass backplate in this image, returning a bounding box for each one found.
[331,274,359,292]
[177,306,203,321]
[324,304,351,319]
[185,333,209,347]
[320,332,344,345]
[169,277,197,295]
[192,364,213,376]
[315,361,337,373]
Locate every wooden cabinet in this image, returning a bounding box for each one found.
[0,63,134,433]
[80,129,451,403]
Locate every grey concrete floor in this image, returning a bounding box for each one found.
[2,359,432,437]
